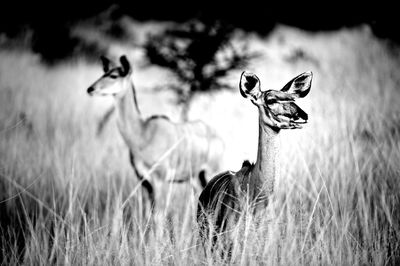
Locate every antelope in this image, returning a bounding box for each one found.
[197,70,312,247]
[87,55,224,209]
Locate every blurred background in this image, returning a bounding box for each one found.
[1,1,399,265]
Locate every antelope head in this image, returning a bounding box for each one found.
[239,71,312,130]
[87,55,132,96]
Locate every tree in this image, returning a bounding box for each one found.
[144,18,258,120]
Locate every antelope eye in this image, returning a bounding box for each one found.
[266,99,275,105]
[264,95,275,105]
[109,74,118,79]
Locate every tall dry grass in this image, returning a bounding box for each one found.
[1,24,400,265]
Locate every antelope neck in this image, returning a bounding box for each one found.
[252,113,280,196]
[115,78,144,151]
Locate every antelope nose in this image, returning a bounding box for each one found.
[87,87,95,94]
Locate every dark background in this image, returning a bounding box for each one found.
[0,0,397,42]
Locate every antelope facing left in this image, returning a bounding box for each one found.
[197,70,312,248]
[87,55,224,210]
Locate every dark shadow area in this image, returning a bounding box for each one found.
[0,1,396,36]
[30,25,106,64]
[1,1,398,65]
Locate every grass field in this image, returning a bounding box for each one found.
[1,23,400,265]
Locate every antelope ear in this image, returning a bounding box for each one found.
[119,55,131,76]
[280,71,312,98]
[239,71,261,100]
[100,55,115,73]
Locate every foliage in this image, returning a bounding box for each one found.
[144,18,258,119]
